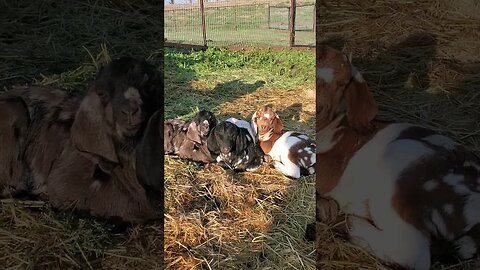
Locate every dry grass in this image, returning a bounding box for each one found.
[316,0,480,269]
[0,1,162,269]
[164,48,316,269]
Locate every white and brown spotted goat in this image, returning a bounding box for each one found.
[251,105,315,179]
[316,45,480,269]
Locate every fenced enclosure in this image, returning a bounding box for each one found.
[165,0,315,48]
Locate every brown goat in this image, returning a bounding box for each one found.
[0,57,163,224]
[251,105,315,179]
[316,45,480,269]
[164,110,217,164]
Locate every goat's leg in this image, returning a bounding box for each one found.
[0,97,30,197]
[273,160,301,179]
[349,215,431,270]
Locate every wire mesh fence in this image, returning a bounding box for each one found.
[164,0,315,48]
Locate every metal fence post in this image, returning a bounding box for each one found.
[199,0,207,47]
[289,0,296,47]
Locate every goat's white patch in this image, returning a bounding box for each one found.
[298,149,303,153]
[351,65,365,83]
[203,119,209,126]
[443,204,454,215]
[299,158,306,167]
[349,215,431,270]
[329,123,437,269]
[263,113,271,119]
[443,173,469,195]
[308,166,315,174]
[124,87,142,104]
[464,161,480,171]
[317,67,334,83]
[431,209,450,239]
[423,180,438,191]
[90,180,102,192]
[226,117,256,140]
[316,114,344,154]
[298,134,309,140]
[422,134,458,150]
[463,193,480,230]
[456,236,477,259]
[274,159,300,179]
[58,111,72,121]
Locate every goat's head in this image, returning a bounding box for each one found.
[251,105,284,142]
[187,110,217,144]
[207,121,248,158]
[316,45,377,134]
[71,57,162,172]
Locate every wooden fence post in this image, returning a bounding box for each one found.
[199,0,207,47]
[289,0,296,47]
[267,4,271,29]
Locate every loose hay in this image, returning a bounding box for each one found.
[317,0,480,269]
[164,48,315,269]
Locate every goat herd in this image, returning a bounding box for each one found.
[164,106,316,179]
[4,46,480,270]
[0,56,315,226]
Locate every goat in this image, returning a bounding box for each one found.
[164,110,217,163]
[208,117,263,172]
[316,45,480,269]
[251,105,315,179]
[0,57,163,224]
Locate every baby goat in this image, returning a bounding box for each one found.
[164,110,217,163]
[316,45,480,269]
[251,105,315,179]
[207,119,263,172]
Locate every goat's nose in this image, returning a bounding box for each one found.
[121,106,140,117]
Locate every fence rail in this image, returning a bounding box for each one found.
[164,0,315,48]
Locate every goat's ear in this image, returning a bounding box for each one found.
[71,91,119,172]
[273,114,284,133]
[251,111,258,135]
[136,109,163,210]
[235,130,248,153]
[345,70,378,134]
[206,127,219,154]
[186,122,202,144]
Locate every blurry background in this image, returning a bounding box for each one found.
[164,0,315,47]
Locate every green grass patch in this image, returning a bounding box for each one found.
[164,47,314,119]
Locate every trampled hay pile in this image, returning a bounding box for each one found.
[164,48,316,269]
[317,0,480,269]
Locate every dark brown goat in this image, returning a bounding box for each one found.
[0,57,163,224]
[164,110,217,163]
